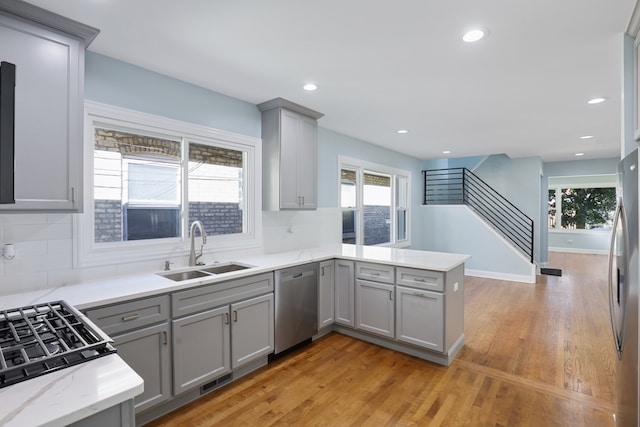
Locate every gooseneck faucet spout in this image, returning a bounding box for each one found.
[189,220,207,266]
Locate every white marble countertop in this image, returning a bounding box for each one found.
[0,354,143,427]
[0,244,470,311]
[0,244,468,426]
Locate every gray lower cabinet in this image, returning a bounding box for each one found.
[172,306,230,395]
[85,295,171,414]
[355,279,395,338]
[172,293,274,395]
[231,293,274,368]
[334,260,355,327]
[171,273,275,395]
[112,323,171,412]
[318,260,335,328]
[395,286,444,352]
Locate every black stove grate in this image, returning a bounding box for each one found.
[0,301,116,388]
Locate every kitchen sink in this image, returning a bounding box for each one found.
[158,262,254,281]
[160,270,211,282]
[199,263,252,274]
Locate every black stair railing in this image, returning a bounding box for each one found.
[422,168,534,263]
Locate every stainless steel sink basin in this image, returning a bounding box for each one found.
[199,263,252,274]
[160,270,211,281]
[158,262,254,281]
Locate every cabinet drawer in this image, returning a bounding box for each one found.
[396,267,444,292]
[86,295,170,336]
[355,262,394,284]
[172,272,274,318]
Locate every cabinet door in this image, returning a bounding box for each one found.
[297,115,317,209]
[318,260,335,328]
[0,14,84,211]
[113,323,171,413]
[231,293,274,368]
[172,306,230,395]
[396,286,444,352]
[335,260,355,327]
[356,279,395,338]
[279,109,303,209]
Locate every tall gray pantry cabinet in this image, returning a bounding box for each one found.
[0,1,98,211]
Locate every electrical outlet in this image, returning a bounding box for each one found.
[454,282,459,292]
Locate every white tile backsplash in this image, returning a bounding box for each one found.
[0,208,342,296]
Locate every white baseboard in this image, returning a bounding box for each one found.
[548,247,608,255]
[465,268,536,284]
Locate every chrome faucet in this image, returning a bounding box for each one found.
[188,220,207,266]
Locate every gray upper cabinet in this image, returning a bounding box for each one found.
[0,1,98,211]
[258,98,323,211]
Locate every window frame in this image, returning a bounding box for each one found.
[75,101,262,268]
[338,156,411,247]
[547,175,617,233]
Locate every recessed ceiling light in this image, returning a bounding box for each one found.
[587,97,606,104]
[303,83,318,91]
[443,150,452,154]
[397,129,408,134]
[579,135,594,139]
[463,29,488,43]
[575,152,585,157]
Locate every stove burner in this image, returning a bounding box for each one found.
[0,301,116,388]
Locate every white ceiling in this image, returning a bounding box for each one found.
[25,0,637,162]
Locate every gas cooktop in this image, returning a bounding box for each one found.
[0,301,116,388]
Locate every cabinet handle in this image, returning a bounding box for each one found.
[163,331,168,345]
[372,272,380,276]
[302,196,305,205]
[415,292,436,300]
[389,290,393,300]
[224,312,229,325]
[71,187,75,204]
[122,314,139,322]
[234,311,238,322]
[413,277,426,282]
[321,266,325,276]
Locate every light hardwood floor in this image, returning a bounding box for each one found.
[146,252,616,426]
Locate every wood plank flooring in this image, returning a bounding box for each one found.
[145,252,616,426]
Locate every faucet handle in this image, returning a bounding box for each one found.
[164,260,173,271]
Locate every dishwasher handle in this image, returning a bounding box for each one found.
[278,269,316,282]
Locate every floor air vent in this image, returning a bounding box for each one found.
[541,268,562,276]
[201,373,233,394]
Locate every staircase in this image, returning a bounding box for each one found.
[422,168,534,263]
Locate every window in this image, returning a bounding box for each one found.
[548,186,616,230]
[76,102,261,267]
[339,157,410,247]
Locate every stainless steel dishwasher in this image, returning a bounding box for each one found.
[274,262,318,354]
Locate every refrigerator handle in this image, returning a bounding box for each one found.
[608,199,624,355]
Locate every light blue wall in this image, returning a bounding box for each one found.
[473,155,543,264]
[317,128,425,242]
[86,53,427,245]
[423,155,485,171]
[544,158,618,176]
[85,52,261,137]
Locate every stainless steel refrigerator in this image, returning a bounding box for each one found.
[610,149,639,426]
